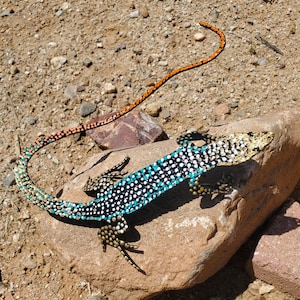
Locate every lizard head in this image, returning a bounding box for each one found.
[209,131,274,166]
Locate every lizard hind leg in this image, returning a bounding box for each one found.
[98,216,145,274]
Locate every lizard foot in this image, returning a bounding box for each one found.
[98,216,145,274]
[189,173,233,196]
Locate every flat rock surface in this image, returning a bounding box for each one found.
[248,199,300,299]
[35,110,300,299]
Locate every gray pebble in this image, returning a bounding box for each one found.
[160,109,171,120]
[257,57,266,66]
[55,10,64,17]
[8,58,15,65]
[210,9,219,22]
[183,22,191,28]
[80,103,97,117]
[172,82,179,89]
[50,56,67,68]
[93,34,103,42]
[247,18,254,25]
[165,6,173,12]
[103,82,117,94]
[3,173,16,187]
[27,118,37,125]
[130,11,139,18]
[64,85,78,99]
[1,10,11,17]
[48,42,57,48]
[158,60,168,66]
[61,2,70,10]
[24,259,37,270]
[230,102,239,109]
[83,58,93,68]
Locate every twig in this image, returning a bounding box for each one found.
[255,34,284,55]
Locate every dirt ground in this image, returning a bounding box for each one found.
[1,0,299,299]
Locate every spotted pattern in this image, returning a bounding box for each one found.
[15,131,273,273]
[17,131,273,222]
[13,20,273,273]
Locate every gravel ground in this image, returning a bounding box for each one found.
[1,0,299,299]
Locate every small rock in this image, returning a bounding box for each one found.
[8,58,15,65]
[19,210,30,220]
[61,2,70,10]
[140,7,149,18]
[10,65,19,75]
[52,156,60,164]
[1,10,10,17]
[210,9,219,22]
[247,18,254,25]
[50,56,67,68]
[171,82,179,89]
[64,85,78,99]
[103,83,117,94]
[83,58,93,68]
[133,49,143,55]
[80,103,97,117]
[144,78,155,87]
[183,22,191,28]
[55,10,63,17]
[3,173,16,187]
[158,60,168,66]
[90,294,107,300]
[257,57,266,66]
[164,6,173,13]
[165,15,173,22]
[93,34,103,42]
[48,42,57,48]
[214,103,231,116]
[24,259,37,270]
[27,118,37,125]
[229,102,239,109]
[160,109,171,120]
[77,85,85,92]
[147,55,154,64]
[145,103,161,117]
[289,21,296,34]
[96,42,103,48]
[130,11,139,18]
[277,62,286,69]
[259,283,274,295]
[194,32,206,42]
[64,163,74,175]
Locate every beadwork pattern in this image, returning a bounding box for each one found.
[14,22,274,274]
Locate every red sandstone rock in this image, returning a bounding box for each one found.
[247,199,300,299]
[86,110,168,149]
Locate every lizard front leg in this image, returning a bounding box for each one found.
[189,173,233,196]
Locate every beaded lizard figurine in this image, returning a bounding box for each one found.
[14,22,273,273]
